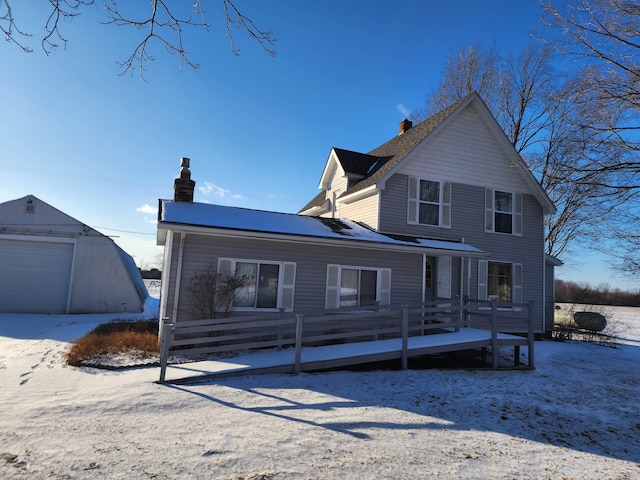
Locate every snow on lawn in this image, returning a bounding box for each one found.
[0,304,639,479]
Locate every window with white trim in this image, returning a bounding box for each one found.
[485,189,523,235]
[407,177,451,228]
[325,265,391,309]
[478,260,522,303]
[217,258,296,311]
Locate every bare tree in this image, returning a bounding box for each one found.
[541,0,640,277]
[541,0,640,150]
[0,0,276,78]
[186,265,251,319]
[415,42,639,261]
[414,44,504,123]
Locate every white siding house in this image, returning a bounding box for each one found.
[159,93,557,335]
[0,195,148,314]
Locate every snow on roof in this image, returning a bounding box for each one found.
[158,200,485,255]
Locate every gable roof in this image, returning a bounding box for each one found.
[0,194,103,237]
[305,92,556,215]
[332,148,390,178]
[158,199,486,257]
[298,190,328,215]
[347,95,470,196]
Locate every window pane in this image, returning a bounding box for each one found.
[420,180,440,203]
[360,270,377,306]
[488,262,512,301]
[495,212,513,234]
[419,203,439,225]
[340,269,359,307]
[495,191,512,212]
[256,263,279,309]
[234,262,257,307]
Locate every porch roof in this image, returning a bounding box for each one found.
[157,200,486,257]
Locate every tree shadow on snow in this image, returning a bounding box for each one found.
[162,343,640,464]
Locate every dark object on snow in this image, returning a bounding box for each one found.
[573,311,607,332]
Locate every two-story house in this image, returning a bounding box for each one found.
[157,92,557,334]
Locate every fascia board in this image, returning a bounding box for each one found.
[318,149,340,190]
[157,222,487,258]
[337,185,378,205]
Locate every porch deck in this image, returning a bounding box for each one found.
[160,323,531,384]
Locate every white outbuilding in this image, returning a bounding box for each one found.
[0,195,148,314]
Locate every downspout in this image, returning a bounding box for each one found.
[542,253,547,334]
[158,230,174,341]
[171,231,187,326]
[421,254,426,303]
[459,256,465,299]
[332,191,338,219]
[467,255,471,299]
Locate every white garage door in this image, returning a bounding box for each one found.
[0,239,75,313]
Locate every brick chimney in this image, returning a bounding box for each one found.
[398,118,413,135]
[174,157,196,202]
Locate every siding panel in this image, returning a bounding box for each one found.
[169,233,425,322]
[339,193,380,229]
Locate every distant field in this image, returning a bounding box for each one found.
[143,279,161,299]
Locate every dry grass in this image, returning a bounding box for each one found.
[65,320,159,367]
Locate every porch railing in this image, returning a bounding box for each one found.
[159,298,534,382]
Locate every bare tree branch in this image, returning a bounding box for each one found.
[0,0,33,52]
[0,0,277,79]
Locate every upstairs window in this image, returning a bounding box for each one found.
[407,177,451,228]
[485,189,522,235]
[494,191,513,234]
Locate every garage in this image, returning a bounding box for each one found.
[0,195,147,314]
[0,238,75,313]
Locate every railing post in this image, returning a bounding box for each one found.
[491,300,498,369]
[401,305,409,370]
[528,301,535,368]
[294,314,304,374]
[278,308,285,350]
[462,295,470,329]
[373,301,381,340]
[159,320,174,383]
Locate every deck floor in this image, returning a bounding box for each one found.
[162,327,530,383]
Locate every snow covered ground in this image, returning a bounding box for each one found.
[0,303,639,479]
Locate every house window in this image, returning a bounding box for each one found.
[234,262,280,309]
[488,262,513,301]
[478,260,523,303]
[407,177,451,228]
[217,258,296,311]
[326,264,391,309]
[340,268,378,307]
[494,191,513,234]
[419,180,440,226]
[485,189,523,235]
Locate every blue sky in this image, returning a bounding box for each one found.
[1,1,635,290]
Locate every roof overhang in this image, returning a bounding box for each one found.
[298,199,331,216]
[337,184,379,205]
[157,221,487,258]
[318,149,341,190]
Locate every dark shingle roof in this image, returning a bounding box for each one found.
[332,148,391,177]
[299,190,327,213]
